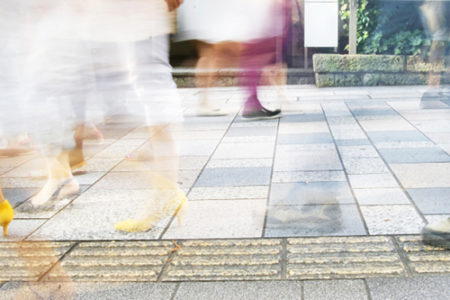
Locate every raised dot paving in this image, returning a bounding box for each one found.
[397,236,450,274]
[286,236,406,279]
[47,241,173,282]
[0,236,448,282]
[0,242,73,281]
[161,239,283,281]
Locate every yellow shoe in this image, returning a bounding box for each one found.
[115,175,188,233]
[114,217,158,233]
[0,200,14,236]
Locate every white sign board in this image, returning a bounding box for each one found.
[305,0,339,47]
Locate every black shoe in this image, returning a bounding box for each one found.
[242,107,281,120]
[422,217,450,249]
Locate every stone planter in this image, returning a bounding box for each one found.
[313,54,449,87]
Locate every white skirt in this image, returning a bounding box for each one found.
[176,0,282,43]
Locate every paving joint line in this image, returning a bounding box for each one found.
[169,282,181,300]
[262,115,281,237]
[363,278,374,300]
[156,241,179,282]
[280,238,287,280]
[391,236,414,277]
[37,241,79,282]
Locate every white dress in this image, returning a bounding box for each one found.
[176,0,282,43]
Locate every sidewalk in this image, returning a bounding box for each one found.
[0,85,449,297]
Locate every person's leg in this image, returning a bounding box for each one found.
[115,35,187,232]
[195,41,229,116]
[240,37,281,119]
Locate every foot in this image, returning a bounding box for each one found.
[115,216,159,233]
[115,175,188,233]
[30,177,78,207]
[0,200,14,236]
[242,107,281,121]
[422,217,450,249]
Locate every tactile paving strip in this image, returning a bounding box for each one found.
[161,239,283,281]
[286,236,405,279]
[47,241,173,282]
[397,236,450,274]
[0,242,73,281]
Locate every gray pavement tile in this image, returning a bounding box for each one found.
[375,141,436,149]
[278,122,329,134]
[177,140,220,157]
[73,172,106,185]
[413,120,450,133]
[360,205,425,235]
[351,107,398,117]
[304,280,368,300]
[212,143,275,159]
[0,219,45,242]
[335,139,371,146]
[379,147,450,164]
[342,157,390,174]
[348,174,399,188]
[274,150,342,172]
[441,144,450,155]
[0,176,47,188]
[281,113,325,123]
[225,126,278,137]
[83,157,122,172]
[206,158,273,168]
[92,170,199,191]
[76,283,177,300]
[265,204,366,237]
[0,155,34,169]
[424,214,450,224]
[0,157,47,177]
[277,133,333,145]
[174,281,301,300]
[163,199,266,239]
[175,130,225,141]
[426,132,450,144]
[367,131,429,143]
[27,189,169,240]
[188,186,268,200]
[407,188,450,214]
[390,163,450,188]
[329,127,367,140]
[359,118,416,131]
[269,182,355,206]
[2,188,39,208]
[113,156,209,172]
[222,136,276,143]
[194,167,272,187]
[277,144,336,152]
[94,143,140,159]
[367,276,450,300]
[0,282,76,300]
[354,188,411,205]
[338,145,379,158]
[272,170,346,183]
